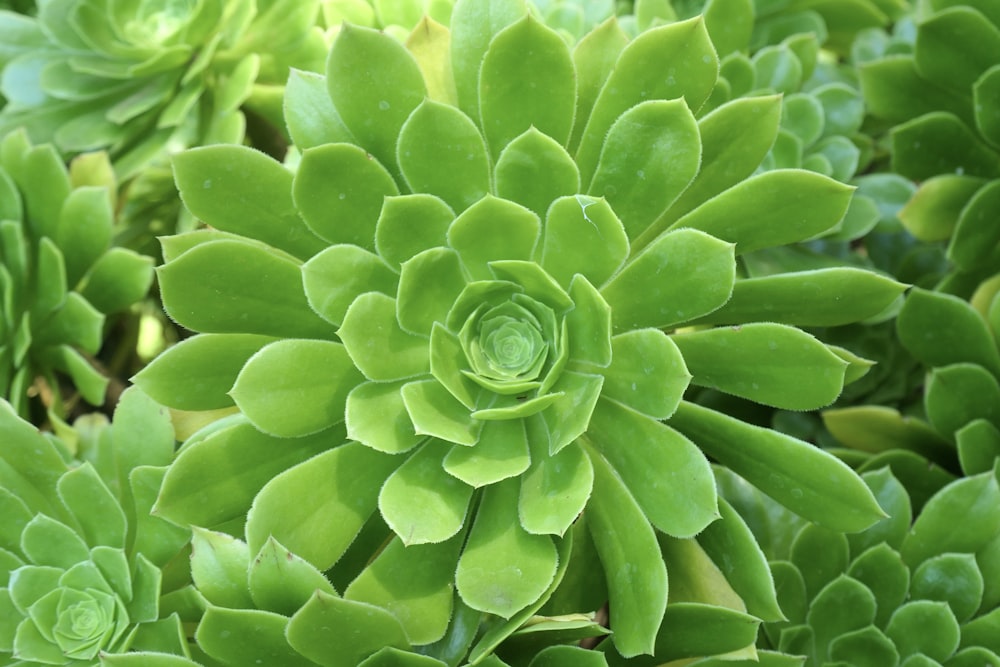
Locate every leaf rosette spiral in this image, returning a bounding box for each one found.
[146,1,897,657]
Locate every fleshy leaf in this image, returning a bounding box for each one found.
[293,143,400,250]
[190,528,254,609]
[196,606,313,667]
[601,228,735,331]
[518,424,594,536]
[248,536,338,615]
[443,418,530,488]
[397,248,468,337]
[245,444,401,570]
[669,401,886,533]
[671,323,848,410]
[456,477,558,618]
[339,292,430,382]
[585,398,718,538]
[539,195,628,291]
[397,99,490,213]
[447,196,540,281]
[346,381,424,455]
[478,15,575,155]
[588,99,701,241]
[375,194,455,270]
[911,553,984,623]
[590,329,689,419]
[886,601,961,662]
[172,145,326,261]
[302,245,399,328]
[925,363,1000,438]
[326,23,427,176]
[379,440,473,545]
[402,379,482,446]
[284,69,356,150]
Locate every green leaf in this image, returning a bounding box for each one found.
[667,170,855,254]
[190,528,254,609]
[346,381,425,455]
[891,112,1000,182]
[974,65,1000,145]
[791,524,850,600]
[948,179,1000,270]
[100,653,204,667]
[518,428,593,536]
[539,196,628,291]
[495,129,581,220]
[54,185,112,287]
[345,534,462,645]
[753,44,803,94]
[569,16,629,154]
[584,446,667,658]
[173,146,326,261]
[397,248,468,337]
[585,398,718,539]
[21,514,88,568]
[379,441,473,545]
[231,339,363,438]
[535,371,603,453]
[302,246,397,331]
[897,288,1000,378]
[692,268,908,327]
[447,196,540,281]
[479,15,575,155]
[132,334,275,411]
[456,477,558,618]
[57,463,125,550]
[326,23,427,176]
[196,606,314,667]
[288,593,410,667]
[249,537,339,616]
[671,323,848,410]
[926,363,1000,438]
[575,17,717,185]
[911,553,984,623]
[402,379,481,446]
[915,6,1000,94]
[449,0,527,121]
[847,543,911,630]
[900,175,987,242]
[339,292,430,382]
[808,576,877,663]
[443,418,530,487]
[960,607,1000,655]
[406,16,458,106]
[861,55,973,126]
[887,601,961,662]
[397,99,491,213]
[669,401,886,533]
[78,247,153,314]
[158,240,334,339]
[901,472,1000,568]
[154,420,333,529]
[957,420,1000,476]
[822,406,954,467]
[601,228,735,331]
[293,143,400,250]
[849,468,913,556]
[360,647,449,666]
[375,194,455,270]
[245,443,401,570]
[284,69,356,149]
[530,645,608,667]
[588,99,701,241]
[584,329,687,418]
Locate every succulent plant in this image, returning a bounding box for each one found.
[0,0,326,181]
[0,130,153,420]
[136,1,900,662]
[0,388,195,665]
[719,464,1000,667]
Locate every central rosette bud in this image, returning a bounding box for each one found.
[469,300,549,383]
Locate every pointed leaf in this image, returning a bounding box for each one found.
[250,537,338,616]
[518,427,593,536]
[339,292,430,382]
[447,196,540,281]
[196,606,314,667]
[346,381,424,455]
[302,245,399,328]
[898,288,1000,378]
[190,528,254,609]
[495,129,580,219]
[540,195,628,290]
[886,601,961,662]
[284,69,356,150]
[288,593,410,667]
[397,248,468,337]
[375,194,455,270]
[443,418,530,487]
[593,329,689,419]
[402,379,481,446]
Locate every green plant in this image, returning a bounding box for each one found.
[0,130,153,420]
[132,2,898,663]
[0,388,195,666]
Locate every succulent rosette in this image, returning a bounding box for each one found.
[719,465,1000,667]
[142,1,896,659]
[0,0,325,180]
[0,389,196,666]
[0,130,153,420]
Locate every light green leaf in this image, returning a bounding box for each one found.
[402,379,481,446]
[667,169,855,254]
[346,381,424,455]
[288,593,410,667]
[249,537,339,616]
[495,129,581,219]
[20,514,88,568]
[915,6,1000,94]
[345,534,462,645]
[911,553,984,623]
[539,196,628,291]
[231,339,363,438]
[479,15,575,155]
[537,371,604,454]
[891,112,1000,182]
[397,248,468,337]
[575,17,717,185]
[447,196,540,281]
[132,334,275,411]
[569,16,629,154]
[397,99,490,213]
[584,445,667,658]
[339,292,430,382]
[284,68,356,149]
[669,401,886,533]
[592,329,689,419]
[190,528,254,609]
[808,576,877,662]
[518,427,593,536]
[456,477,558,618]
[443,418,530,487]
[926,363,1000,438]
[886,601,961,662]
[57,463,125,550]
[246,444,401,570]
[588,99,701,241]
[899,175,987,242]
[157,240,334,339]
[601,228,735,331]
[54,185,112,287]
[406,16,458,106]
[375,194,455,270]
[693,268,908,327]
[948,179,1000,270]
[154,420,334,529]
[671,323,848,410]
[822,406,953,467]
[564,275,613,368]
[196,606,314,667]
[379,440,473,545]
[293,143,400,250]
[326,23,427,176]
[172,145,326,260]
[302,245,399,328]
[99,653,204,666]
[586,398,717,538]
